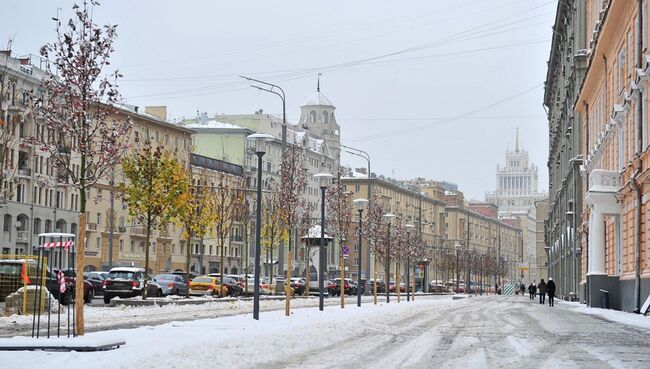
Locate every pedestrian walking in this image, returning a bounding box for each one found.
[547,278,556,307]
[528,283,535,300]
[538,279,547,305]
[520,283,526,296]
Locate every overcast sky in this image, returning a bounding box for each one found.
[3,0,555,200]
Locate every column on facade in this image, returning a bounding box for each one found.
[587,207,606,275]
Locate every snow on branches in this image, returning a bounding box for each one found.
[38,0,132,201]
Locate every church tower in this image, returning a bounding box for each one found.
[299,75,341,162]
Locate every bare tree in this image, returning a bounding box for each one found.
[38,1,132,335]
[212,172,244,286]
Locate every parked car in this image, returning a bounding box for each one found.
[284,277,306,296]
[388,281,405,293]
[189,276,227,297]
[328,278,352,296]
[222,276,243,296]
[170,271,199,284]
[103,267,162,303]
[350,279,366,295]
[367,279,386,294]
[54,268,95,303]
[0,259,73,304]
[153,273,188,296]
[227,274,247,290]
[429,280,447,293]
[84,271,108,296]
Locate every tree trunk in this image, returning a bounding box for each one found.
[396,259,400,303]
[340,253,344,309]
[305,242,310,295]
[285,228,292,316]
[185,235,191,298]
[75,156,87,336]
[143,219,151,300]
[75,212,86,336]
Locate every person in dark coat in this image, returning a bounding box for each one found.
[538,279,547,305]
[547,278,556,307]
[528,282,535,300]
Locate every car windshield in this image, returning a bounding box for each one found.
[108,271,135,281]
[193,277,214,283]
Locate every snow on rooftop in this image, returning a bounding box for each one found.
[184,120,244,130]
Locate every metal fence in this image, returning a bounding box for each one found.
[0,254,48,315]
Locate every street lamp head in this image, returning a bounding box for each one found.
[382,213,396,224]
[353,198,369,211]
[247,133,274,154]
[314,172,334,188]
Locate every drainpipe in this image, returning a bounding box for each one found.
[632,0,644,314]
[629,170,642,313]
[583,100,590,306]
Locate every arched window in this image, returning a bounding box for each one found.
[320,111,328,123]
[309,111,317,123]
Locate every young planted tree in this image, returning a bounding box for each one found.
[261,191,286,285]
[212,172,244,286]
[38,1,132,334]
[177,168,218,297]
[235,194,254,294]
[389,220,407,302]
[298,202,315,293]
[120,143,190,299]
[277,144,307,314]
[363,194,386,304]
[326,169,352,308]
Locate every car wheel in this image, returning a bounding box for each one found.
[104,295,112,304]
[84,287,95,303]
[157,289,163,297]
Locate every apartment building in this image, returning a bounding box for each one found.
[575,0,650,312]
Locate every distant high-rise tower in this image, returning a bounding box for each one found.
[299,75,341,161]
[486,129,546,216]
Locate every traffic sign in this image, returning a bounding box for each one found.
[342,246,349,259]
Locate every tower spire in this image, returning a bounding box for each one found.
[317,73,321,92]
[515,127,520,152]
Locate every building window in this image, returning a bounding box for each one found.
[309,111,317,123]
[354,258,358,266]
[320,111,328,123]
[96,237,101,250]
[119,239,124,251]
[355,185,360,192]
[130,241,135,252]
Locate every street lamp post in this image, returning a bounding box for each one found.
[353,198,368,308]
[383,213,395,303]
[315,172,333,311]
[247,133,274,320]
[405,223,414,302]
[342,145,371,292]
[241,76,288,275]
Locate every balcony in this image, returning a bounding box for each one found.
[17,168,31,177]
[86,223,98,231]
[130,226,147,237]
[16,231,29,242]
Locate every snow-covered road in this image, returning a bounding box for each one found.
[3,295,650,369]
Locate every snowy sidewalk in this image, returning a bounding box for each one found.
[2,295,461,369]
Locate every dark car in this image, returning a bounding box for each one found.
[103,267,162,303]
[0,260,74,304]
[153,273,188,296]
[222,276,243,296]
[53,268,95,303]
[350,279,366,295]
[367,280,386,294]
[328,278,352,296]
[84,271,109,296]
